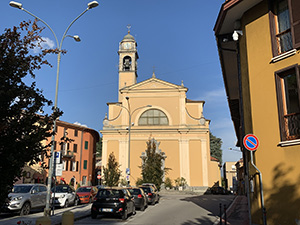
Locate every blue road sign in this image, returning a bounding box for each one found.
[243,134,259,151]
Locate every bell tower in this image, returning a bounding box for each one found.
[118,26,138,101]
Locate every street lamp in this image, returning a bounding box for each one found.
[9,1,99,216]
[104,97,151,185]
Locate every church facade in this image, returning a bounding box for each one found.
[100,31,220,188]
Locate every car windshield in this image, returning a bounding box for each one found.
[97,189,123,198]
[140,187,151,193]
[12,185,33,193]
[52,186,69,193]
[77,187,92,193]
[128,189,141,195]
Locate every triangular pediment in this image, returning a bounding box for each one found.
[120,77,188,93]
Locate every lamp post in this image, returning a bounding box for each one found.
[9,1,99,216]
[104,97,151,185]
[117,97,151,185]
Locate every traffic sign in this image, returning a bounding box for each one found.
[243,134,259,151]
[97,175,101,179]
[54,151,61,164]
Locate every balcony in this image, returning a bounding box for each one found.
[62,150,75,159]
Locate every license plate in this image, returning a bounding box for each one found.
[100,208,113,212]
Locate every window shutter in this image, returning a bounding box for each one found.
[290,0,300,48]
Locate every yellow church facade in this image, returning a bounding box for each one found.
[100,31,220,188]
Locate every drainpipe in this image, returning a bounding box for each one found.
[79,129,85,185]
[250,152,267,225]
[236,39,252,225]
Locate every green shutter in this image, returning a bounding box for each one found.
[83,160,87,169]
[84,141,88,149]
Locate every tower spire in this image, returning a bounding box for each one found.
[127,24,131,34]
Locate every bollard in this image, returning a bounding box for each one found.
[219,203,222,225]
[35,216,51,225]
[224,204,227,225]
[62,211,74,225]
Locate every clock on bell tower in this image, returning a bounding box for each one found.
[118,26,138,101]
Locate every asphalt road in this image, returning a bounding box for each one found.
[74,194,235,225]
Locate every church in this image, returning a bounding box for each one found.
[100,30,220,189]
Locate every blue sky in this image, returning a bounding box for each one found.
[1,0,242,163]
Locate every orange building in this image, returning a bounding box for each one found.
[49,120,100,186]
[18,120,100,187]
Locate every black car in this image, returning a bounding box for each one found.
[210,186,226,195]
[91,187,135,220]
[127,187,148,211]
[139,186,159,205]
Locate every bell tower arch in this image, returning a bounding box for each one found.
[118,26,138,101]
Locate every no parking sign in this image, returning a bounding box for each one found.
[243,134,259,151]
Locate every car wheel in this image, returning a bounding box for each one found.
[74,196,79,206]
[140,204,145,211]
[20,202,31,216]
[64,200,69,208]
[121,208,128,220]
[151,199,155,205]
[91,211,97,219]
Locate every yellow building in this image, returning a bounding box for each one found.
[215,0,300,224]
[100,31,220,189]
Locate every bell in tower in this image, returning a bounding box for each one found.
[123,56,132,71]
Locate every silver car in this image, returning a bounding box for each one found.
[4,184,48,215]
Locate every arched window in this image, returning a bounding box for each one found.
[138,109,169,126]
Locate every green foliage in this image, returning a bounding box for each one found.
[141,139,167,191]
[96,137,102,157]
[119,178,128,187]
[135,177,143,186]
[0,21,61,207]
[103,152,121,187]
[174,177,187,187]
[164,177,173,189]
[210,132,223,164]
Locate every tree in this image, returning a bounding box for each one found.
[141,139,167,190]
[0,21,60,206]
[210,132,223,163]
[103,152,121,187]
[96,137,102,157]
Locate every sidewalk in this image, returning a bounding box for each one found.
[215,195,249,225]
[0,204,91,225]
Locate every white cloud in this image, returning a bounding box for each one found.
[74,121,87,127]
[32,37,55,53]
[199,88,226,103]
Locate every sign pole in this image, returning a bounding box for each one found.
[243,134,267,225]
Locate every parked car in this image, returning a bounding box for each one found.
[76,186,98,204]
[210,186,226,195]
[91,187,135,220]
[127,187,148,211]
[142,183,158,192]
[51,184,77,208]
[139,185,159,205]
[3,184,48,215]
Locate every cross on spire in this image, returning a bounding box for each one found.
[152,66,156,78]
[127,24,131,34]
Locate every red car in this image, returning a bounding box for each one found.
[76,186,98,204]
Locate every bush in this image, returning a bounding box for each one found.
[164,177,173,189]
[175,177,187,187]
